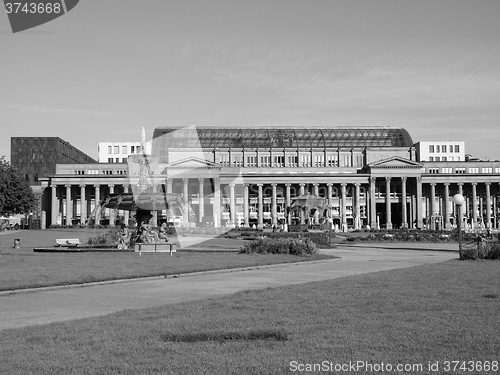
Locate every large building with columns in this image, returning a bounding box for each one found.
[31,126,500,230]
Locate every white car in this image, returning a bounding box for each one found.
[0,216,21,230]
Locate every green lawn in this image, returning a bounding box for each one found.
[0,260,498,374]
[0,229,331,291]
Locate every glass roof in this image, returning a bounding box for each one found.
[152,126,414,150]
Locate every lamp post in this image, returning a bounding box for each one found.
[453,194,465,259]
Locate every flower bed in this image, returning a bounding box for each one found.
[239,237,317,255]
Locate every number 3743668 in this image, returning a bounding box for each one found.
[5,2,62,14]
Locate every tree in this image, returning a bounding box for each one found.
[0,157,35,216]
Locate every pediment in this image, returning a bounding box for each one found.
[166,156,220,169]
[368,156,423,169]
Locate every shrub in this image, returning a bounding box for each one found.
[462,240,500,260]
[239,237,317,255]
[87,229,121,246]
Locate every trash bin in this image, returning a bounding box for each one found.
[13,239,20,249]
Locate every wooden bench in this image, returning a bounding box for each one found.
[134,243,177,256]
[55,238,81,247]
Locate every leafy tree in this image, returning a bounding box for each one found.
[0,157,35,216]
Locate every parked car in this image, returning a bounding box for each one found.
[0,216,21,230]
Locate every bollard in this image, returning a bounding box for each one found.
[14,238,20,249]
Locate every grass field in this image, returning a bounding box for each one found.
[0,229,331,291]
[0,260,498,374]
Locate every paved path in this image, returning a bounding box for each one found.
[0,246,457,331]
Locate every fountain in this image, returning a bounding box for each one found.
[87,128,189,249]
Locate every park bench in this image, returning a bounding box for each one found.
[134,242,177,256]
[55,238,81,247]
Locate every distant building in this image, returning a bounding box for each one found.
[11,137,96,186]
[415,141,465,162]
[97,142,151,163]
[10,137,96,229]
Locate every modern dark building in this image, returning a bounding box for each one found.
[11,137,96,185]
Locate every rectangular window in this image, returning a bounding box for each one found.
[343,155,352,167]
[232,154,243,167]
[429,156,434,161]
[455,145,460,153]
[260,155,270,167]
[435,157,440,161]
[122,146,127,154]
[328,154,339,167]
[482,168,493,174]
[220,154,230,166]
[429,145,434,153]
[113,146,119,154]
[108,146,112,154]
[246,155,257,167]
[442,156,447,161]
[455,168,465,174]
[354,155,363,167]
[441,168,452,173]
[299,154,310,167]
[131,146,135,153]
[287,155,298,167]
[436,145,440,153]
[468,167,479,174]
[108,158,113,163]
[122,158,127,163]
[115,158,120,163]
[442,145,447,153]
[274,155,284,167]
[314,154,324,167]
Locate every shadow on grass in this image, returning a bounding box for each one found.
[162,328,288,343]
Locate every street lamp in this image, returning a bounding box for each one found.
[452,193,465,259]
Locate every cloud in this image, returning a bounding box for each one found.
[0,104,117,117]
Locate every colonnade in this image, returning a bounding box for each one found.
[47,179,500,230]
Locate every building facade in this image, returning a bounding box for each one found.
[97,141,151,163]
[32,126,500,231]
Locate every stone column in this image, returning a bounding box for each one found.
[486,183,491,228]
[299,183,305,224]
[51,184,58,226]
[213,178,221,227]
[257,184,264,229]
[429,183,436,230]
[341,183,347,230]
[94,184,101,225]
[401,177,408,229]
[444,183,451,230]
[123,184,130,226]
[80,184,87,226]
[370,177,377,228]
[354,183,361,229]
[385,177,392,229]
[472,183,478,228]
[243,184,249,227]
[271,183,278,226]
[198,178,204,224]
[65,185,72,226]
[299,183,305,196]
[286,183,291,227]
[183,178,189,225]
[108,184,115,227]
[230,183,236,225]
[416,177,423,229]
[312,183,319,225]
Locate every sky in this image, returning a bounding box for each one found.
[1,0,499,161]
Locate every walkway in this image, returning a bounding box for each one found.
[0,246,457,331]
